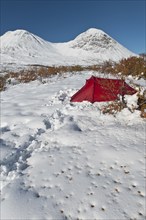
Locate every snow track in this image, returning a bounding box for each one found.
[0,72,145,220]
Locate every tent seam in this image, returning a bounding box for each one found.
[92,79,95,103]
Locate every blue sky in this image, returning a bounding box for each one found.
[0,0,145,54]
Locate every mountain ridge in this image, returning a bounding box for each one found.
[0,28,137,68]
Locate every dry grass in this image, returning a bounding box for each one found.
[100,56,146,78]
[101,101,125,116]
[0,56,145,93]
[101,89,146,118]
[0,65,86,91]
[137,91,146,118]
[0,62,145,118]
[1,56,145,91]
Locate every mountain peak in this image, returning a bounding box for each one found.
[1,29,35,47]
[83,28,105,35]
[0,29,58,57]
[11,29,30,34]
[68,28,113,51]
[2,29,31,38]
[74,28,106,42]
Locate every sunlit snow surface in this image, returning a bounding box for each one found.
[0,71,145,220]
[0,28,136,71]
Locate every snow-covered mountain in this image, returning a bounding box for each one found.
[0,30,65,66]
[0,28,136,68]
[55,28,136,64]
[1,30,56,54]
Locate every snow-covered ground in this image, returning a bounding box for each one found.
[0,71,145,220]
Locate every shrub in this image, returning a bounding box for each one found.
[115,56,146,77]
[98,56,146,78]
[0,76,7,91]
[101,90,146,118]
[99,60,115,74]
[0,58,145,93]
[137,89,146,118]
[101,101,125,116]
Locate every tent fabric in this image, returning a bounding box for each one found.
[70,76,137,103]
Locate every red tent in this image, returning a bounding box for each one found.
[70,76,136,103]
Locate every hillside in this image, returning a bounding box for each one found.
[55,28,136,63]
[0,28,136,71]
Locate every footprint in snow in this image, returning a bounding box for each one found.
[43,119,52,129]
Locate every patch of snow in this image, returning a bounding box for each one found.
[124,93,139,110]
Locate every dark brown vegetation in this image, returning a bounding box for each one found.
[99,56,146,78]
[101,89,146,118]
[0,56,146,117]
[0,56,145,92]
[137,90,146,118]
[101,101,125,116]
[0,65,86,92]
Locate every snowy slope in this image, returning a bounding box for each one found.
[0,30,66,66]
[55,28,136,63]
[1,71,145,220]
[0,28,136,69]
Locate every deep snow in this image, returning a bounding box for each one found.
[0,71,146,220]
